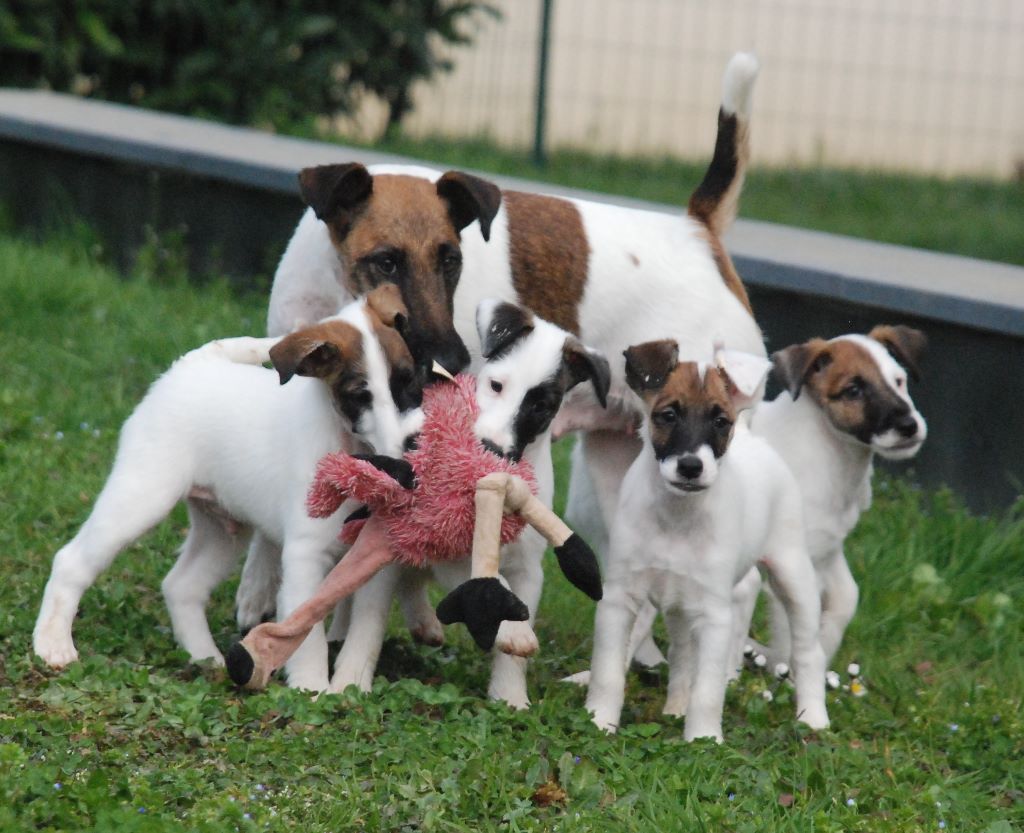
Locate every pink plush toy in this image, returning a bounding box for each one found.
[227,374,602,690]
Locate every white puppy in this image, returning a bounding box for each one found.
[326,299,610,708]
[585,341,828,741]
[33,286,423,691]
[733,325,928,667]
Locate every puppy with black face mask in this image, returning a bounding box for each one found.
[585,340,828,742]
[325,300,610,709]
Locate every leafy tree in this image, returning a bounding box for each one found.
[0,1,497,134]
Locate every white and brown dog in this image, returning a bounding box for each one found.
[585,342,829,741]
[239,55,766,700]
[324,299,610,708]
[33,287,424,691]
[732,325,928,668]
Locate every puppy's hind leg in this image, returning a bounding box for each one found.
[162,500,249,664]
[818,550,858,666]
[34,452,189,667]
[235,533,282,635]
[397,567,444,647]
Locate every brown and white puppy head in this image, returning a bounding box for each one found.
[473,299,610,462]
[268,285,425,455]
[624,339,770,493]
[297,163,503,380]
[771,325,927,460]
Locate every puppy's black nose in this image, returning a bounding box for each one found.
[894,413,919,438]
[677,454,703,479]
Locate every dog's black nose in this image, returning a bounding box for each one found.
[677,454,703,479]
[435,341,471,376]
[894,413,918,438]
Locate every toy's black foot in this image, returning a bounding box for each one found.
[435,578,529,651]
[226,642,256,687]
[554,533,603,600]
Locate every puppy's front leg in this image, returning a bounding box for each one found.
[662,608,697,717]
[764,547,830,731]
[235,533,282,635]
[277,538,337,692]
[817,550,858,665]
[328,564,401,694]
[682,600,733,742]
[585,587,637,732]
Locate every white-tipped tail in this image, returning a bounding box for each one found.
[181,336,279,366]
[721,52,759,120]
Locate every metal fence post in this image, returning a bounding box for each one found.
[533,0,554,167]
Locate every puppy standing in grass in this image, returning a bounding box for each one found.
[732,325,928,668]
[585,342,829,741]
[33,287,424,691]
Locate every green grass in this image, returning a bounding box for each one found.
[2,231,1023,832]
[331,133,1024,268]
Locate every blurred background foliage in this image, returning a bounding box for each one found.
[0,0,496,135]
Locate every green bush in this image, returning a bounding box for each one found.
[0,1,496,132]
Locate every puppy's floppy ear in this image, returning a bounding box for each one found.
[436,171,502,242]
[563,338,611,408]
[477,299,534,359]
[869,325,927,382]
[364,284,408,334]
[623,339,679,394]
[714,348,772,412]
[771,339,830,400]
[297,163,373,231]
[269,321,360,385]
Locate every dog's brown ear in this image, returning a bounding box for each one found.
[436,171,502,242]
[364,284,408,334]
[478,300,534,359]
[563,339,610,408]
[269,321,362,385]
[869,325,927,381]
[771,338,830,400]
[298,163,373,232]
[623,339,679,394]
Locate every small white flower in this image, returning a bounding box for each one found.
[847,662,861,677]
[743,644,754,657]
[774,662,789,679]
[54,431,64,440]
[761,689,774,702]
[938,821,946,829]
[949,723,959,732]
[826,671,841,689]
[846,797,856,807]
[80,422,90,431]
[753,653,767,668]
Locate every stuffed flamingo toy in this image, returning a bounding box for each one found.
[226,372,602,690]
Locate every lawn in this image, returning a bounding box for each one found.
[1,231,1022,832]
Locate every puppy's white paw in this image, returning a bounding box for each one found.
[34,637,79,669]
[285,668,330,693]
[590,712,619,733]
[494,620,539,657]
[559,670,591,686]
[684,724,724,743]
[798,704,830,731]
[410,616,445,647]
[662,696,689,718]
[33,621,79,668]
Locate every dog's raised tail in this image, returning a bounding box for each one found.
[688,52,759,238]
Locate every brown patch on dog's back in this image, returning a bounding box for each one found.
[504,191,589,335]
[695,225,753,316]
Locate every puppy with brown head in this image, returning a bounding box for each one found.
[586,341,827,742]
[33,287,425,692]
[730,325,929,668]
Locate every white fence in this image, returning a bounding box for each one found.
[346,0,1024,179]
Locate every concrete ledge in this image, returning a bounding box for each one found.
[1,89,1021,510]
[1,89,1021,338]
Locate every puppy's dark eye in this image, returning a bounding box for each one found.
[712,414,731,431]
[841,380,864,400]
[442,253,461,273]
[652,408,676,425]
[376,255,397,276]
[490,379,503,393]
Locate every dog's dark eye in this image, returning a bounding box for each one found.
[376,255,397,276]
[442,252,461,273]
[490,379,503,393]
[841,379,864,400]
[712,414,732,431]
[653,408,676,425]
